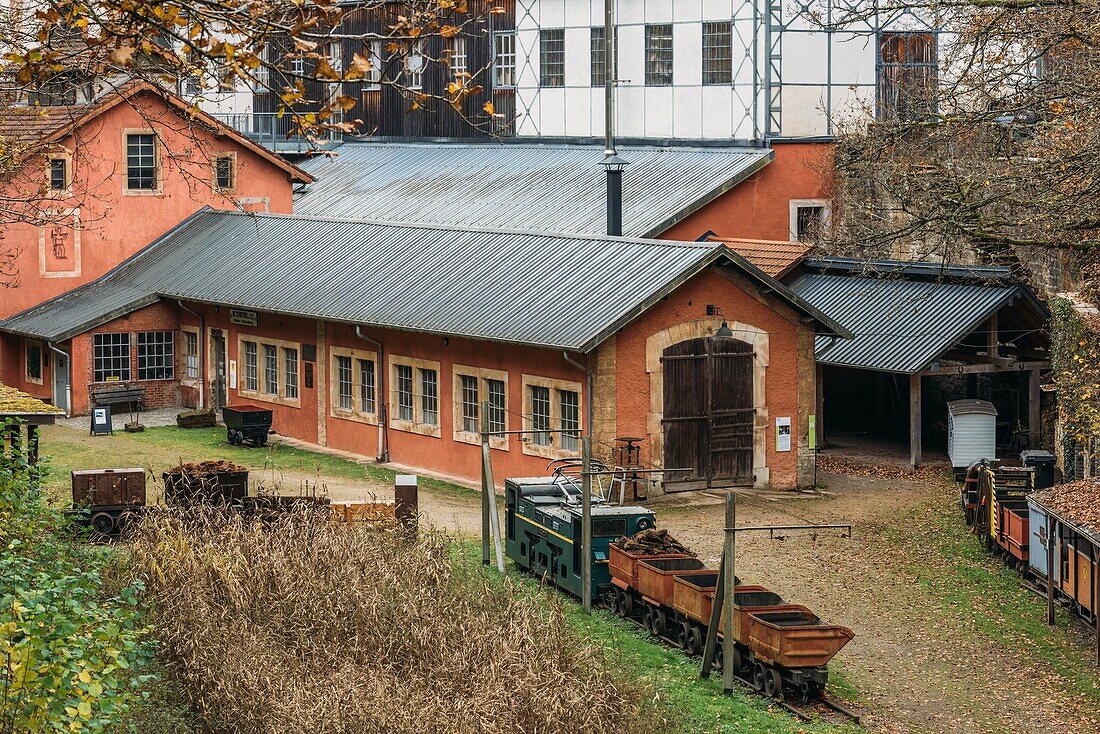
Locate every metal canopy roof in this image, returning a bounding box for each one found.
[2,209,845,350]
[294,142,772,238]
[789,273,1030,374]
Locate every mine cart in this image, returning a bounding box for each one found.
[222,404,273,447]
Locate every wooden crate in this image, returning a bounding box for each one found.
[72,468,146,507]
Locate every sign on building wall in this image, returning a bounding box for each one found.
[230,309,258,327]
[229,359,238,390]
[776,416,792,452]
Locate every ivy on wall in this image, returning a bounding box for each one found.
[1050,295,1100,443]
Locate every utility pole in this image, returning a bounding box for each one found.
[582,435,593,612]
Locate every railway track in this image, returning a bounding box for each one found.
[615,607,862,726]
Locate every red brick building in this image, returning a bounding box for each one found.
[0,210,847,491]
[0,82,312,413]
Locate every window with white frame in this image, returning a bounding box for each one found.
[449,36,467,76]
[243,341,258,392]
[336,355,353,409]
[329,347,378,423]
[789,199,832,243]
[25,340,43,383]
[540,29,565,87]
[494,32,515,88]
[406,41,424,90]
[183,330,199,380]
[395,364,413,421]
[702,22,733,86]
[359,358,375,414]
[137,331,174,381]
[290,56,305,77]
[239,336,301,404]
[645,24,674,86]
[125,133,157,191]
[521,374,583,458]
[284,347,299,399]
[263,344,278,395]
[560,389,580,451]
[366,40,383,89]
[390,356,442,437]
[452,366,509,448]
[93,333,130,383]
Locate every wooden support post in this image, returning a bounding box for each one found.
[699,552,725,679]
[815,363,826,448]
[480,400,491,566]
[1047,518,1056,625]
[909,374,922,468]
[480,400,504,572]
[394,474,418,538]
[1029,368,1042,449]
[582,436,593,612]
[722,492,737,693]
[987,312,999,359]
[26,425,39,465]
[1095,543,1099,666]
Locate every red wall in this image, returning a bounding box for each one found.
[613,268,809,490]
[0,90,298,321]
[662,142,832,242]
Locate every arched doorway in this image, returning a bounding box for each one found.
[661,336,755,489]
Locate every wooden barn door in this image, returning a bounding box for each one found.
[662,336,755,490]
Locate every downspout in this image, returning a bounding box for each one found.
[355,326,388,462]
[177,301,205,409]
[563,352,593,439]
[46,342,70,418]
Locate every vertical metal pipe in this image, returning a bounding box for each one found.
[604,0,615,156]
[582,435,593,612]
[1047,517,1056,625]
[481,399,492,566]
[607,168,623,236]
[722,491,737,693]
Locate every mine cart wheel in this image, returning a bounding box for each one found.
[729,645,743,674]
[642,605,654,633]
[764,667,783,698]
[653,608,667,636]
[687,625,703,657]
[227,429,238,445]
[793,682,811,703]
[118,510,141,535]
[256,434,268,447]
[676,621,690,651]
[90,512,116,536]
[621,591,634,618]
[752,663,766,691]
[713,641,723,671]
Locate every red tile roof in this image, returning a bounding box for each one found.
[709,237,813,278]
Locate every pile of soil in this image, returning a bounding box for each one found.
[613,528,695,556]
[1038,479,1100,530]
[177,408,216,429]
[170,460,247,476]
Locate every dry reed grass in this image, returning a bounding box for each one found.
[128,507,669,734]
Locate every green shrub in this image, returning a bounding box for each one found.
[0,443,153,733]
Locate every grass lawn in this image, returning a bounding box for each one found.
[38,424,476,505]
[881,476,1100,705]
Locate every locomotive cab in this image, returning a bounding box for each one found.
[505,476,655,601]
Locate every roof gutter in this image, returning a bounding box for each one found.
[355,326,388,462]
[177,301,205,409]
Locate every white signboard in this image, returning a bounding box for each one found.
[776,416,792,452]
[229,359,238,390]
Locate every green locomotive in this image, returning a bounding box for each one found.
[504,476,655,602]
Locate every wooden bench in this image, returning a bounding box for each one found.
[90,385,145,412]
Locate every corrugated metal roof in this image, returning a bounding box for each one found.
[789,273,1019,373]
[294,142,772,237]
[3,209,846,349]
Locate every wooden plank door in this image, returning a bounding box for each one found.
[662,336,754,490]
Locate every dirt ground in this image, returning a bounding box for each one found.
[41,425,1099,733]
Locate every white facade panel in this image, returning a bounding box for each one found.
[540,88,568,134]
[509,0,940,140]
